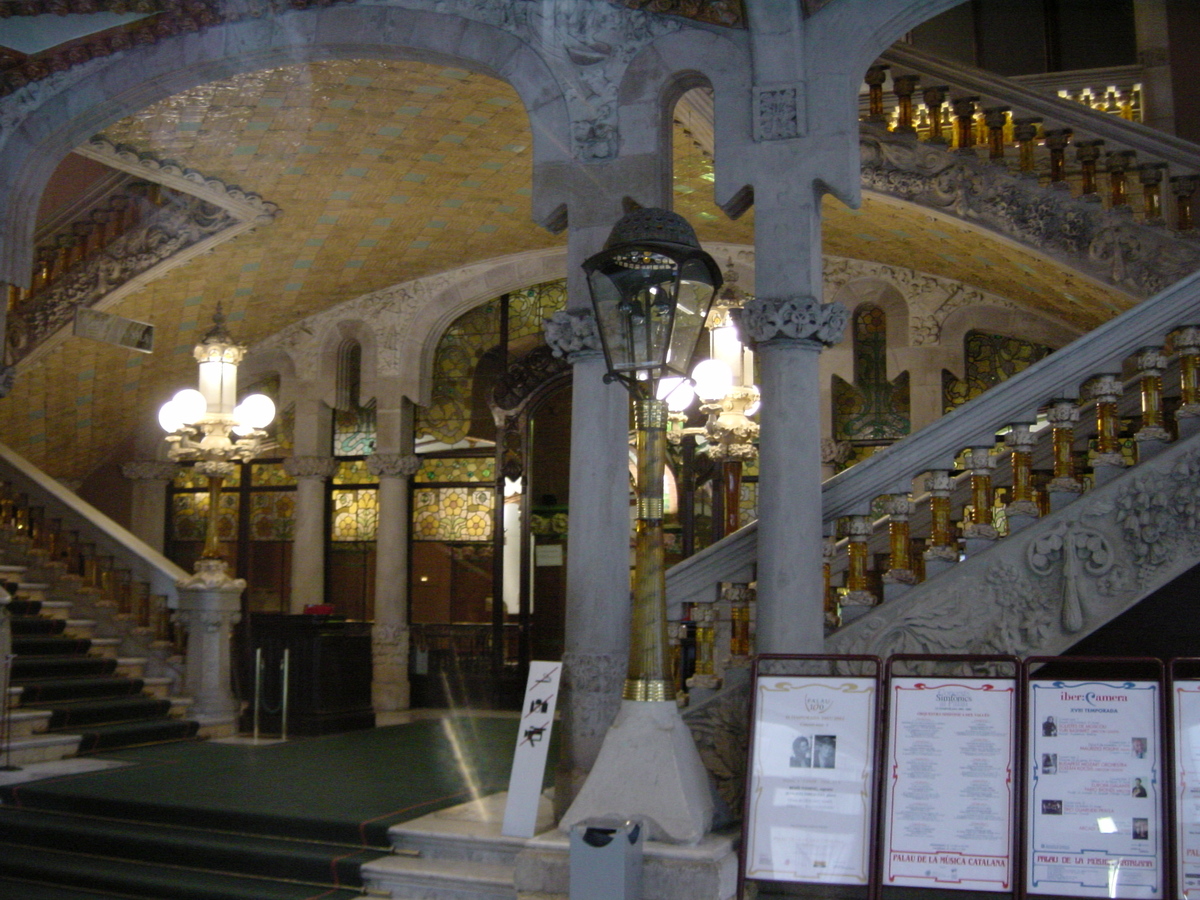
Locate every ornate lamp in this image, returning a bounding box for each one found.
[563,208,721,843]
[159,306,275,565]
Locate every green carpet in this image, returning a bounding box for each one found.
[5,716,552,847]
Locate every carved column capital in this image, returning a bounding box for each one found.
[821,438,852,467]
[1004,423,1037,454]
[1046,398,1081,427]
[1134,346,1167,374]
[1088,374,1123,404]
[1174,325,1200,354]
[721,583,755,604]
[925,470,955,496]
[964,447,998,472]
[885,494,914,520]
[121,460,177,482]
[544,309,603,362]
[368,453,421,478]
[742,296,848,348]
[283,455,338,481]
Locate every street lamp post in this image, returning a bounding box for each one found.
[158,306,275,729]
[560,208,722,843]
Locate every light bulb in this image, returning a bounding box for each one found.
[171,389,207,424]
[158,400,184,433]
[657,377,696,412]
[691,358,733,402]
[233,393,275,430]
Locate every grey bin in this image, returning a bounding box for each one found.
[569,818,644,900]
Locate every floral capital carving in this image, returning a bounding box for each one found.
[283,455,338,480]
[368,453,421,478]
[544,309,603,362]
[742,296,847,347]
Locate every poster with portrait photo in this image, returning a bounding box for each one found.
[745,676,877,885]
[1026,680,1162,899]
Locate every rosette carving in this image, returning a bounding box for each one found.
[367,453,421,478]
[544,309,602,361]
[283,456,338,480]
[742,296,848,347]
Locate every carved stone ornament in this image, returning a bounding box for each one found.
[560,650,626,740]
[283,456,338,480]
[742,296,848,347]
[829,434,1200,662]
[177,557,246,592]
[544,308,603,361]
[754,83,804,142]
[367,453,421,478]
[121,460,178,482]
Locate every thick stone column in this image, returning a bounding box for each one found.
[367,452,420,714]
[283,456,337,612]
[175,559,243,730]
[121,460,176,553]
[744,296,847,654]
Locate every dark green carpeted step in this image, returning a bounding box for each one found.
[16,676,145,703]
[13,635,92,655]
[46,696,173,729]
[0,876,156,900]
[10,615,65,636]
[6,599,42,616]
[0,807,383,888]
[0,841,367,900]
[74,718,201,754]
[12,654,117,679]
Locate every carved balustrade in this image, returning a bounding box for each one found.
[862,45,1200,231]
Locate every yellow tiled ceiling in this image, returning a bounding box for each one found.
[1,58,1132,480]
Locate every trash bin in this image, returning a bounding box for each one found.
[569,817,643,900]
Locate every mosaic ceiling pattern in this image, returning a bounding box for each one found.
[0,56,1132,480]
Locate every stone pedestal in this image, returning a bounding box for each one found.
[175,558,243,727]
[560,699,713,845]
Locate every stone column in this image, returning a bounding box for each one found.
[283,456,337,612]
[743,296,847,653]
[175,559,243,731]
[368,452,420,714]
[121,460,177,553]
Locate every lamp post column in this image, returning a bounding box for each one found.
[175,556,243,728]
[368,451,420,714]
[744,296,847,654]
[284,456,337,612]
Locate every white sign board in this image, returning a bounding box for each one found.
[74,307,154,352]
[1174,682,1200,898]
[883,678,1016,891]
[501,661,561,838]
[1027,680,1162,898]
[745,676,877,885]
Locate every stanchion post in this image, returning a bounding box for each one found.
[280,649,289,743]
[252,647,262,744]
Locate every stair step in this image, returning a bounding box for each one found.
[89,638,121,659]
[0,841,369,900]
[0,733,81,767]
[72,717,201,754]
[9,616,65,636]
[362,854,516,900]
[6,709,52,739]
[38,600,72,619]
[43,696,173,729]
[12,655,116,679]
[0,876,153,900]
[11,636,92,656]
[0,807,386,888]
[6,599,42,616]
[16,676,145,704]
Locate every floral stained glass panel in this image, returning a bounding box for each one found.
[172,492,239,541]
[415,456,495,483]
[173,466,242,490]
[250,492,295,541]
[333,459,379,486]
[412,487,493,541]
[252,463,296,487]
[331,489,378,542]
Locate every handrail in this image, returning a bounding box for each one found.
[880,43,1200,174]
[0,441,187,601]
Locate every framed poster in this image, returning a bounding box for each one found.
[744,675,877,885]
[883,677,1016,890]
[1026,680,1162,898]
[1174,680,1200,898]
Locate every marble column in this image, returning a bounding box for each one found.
[121,460,177,553]
[283,456,337,612]
[368,451,420,714]
[743,296,847,654]
[175,558,243,730]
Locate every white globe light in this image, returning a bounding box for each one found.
[234,393,276,430]
[656,377,695,412]
[691,358,733,402]
[158,400,184,433]
[171,389,207,424]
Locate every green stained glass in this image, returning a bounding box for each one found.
[415,456,495,483]
[171,491,239,541]
[412,486,494,541]
[333,458,379,485]
[739,481,758,524]
[250,492,295,541]
[334,399,377,457]
[252,462,296,487]
[832,305,910,442]
[943,330,1053,414]
[331,488,378,541]
[416,279,567,446]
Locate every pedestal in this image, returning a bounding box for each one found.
[176,558,243,727]
[560,699,713,844]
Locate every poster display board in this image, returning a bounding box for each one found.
[1026,680,1163,898]
[1173,680,1200,898]
[744,675,878,885]
[883,677,1016,891]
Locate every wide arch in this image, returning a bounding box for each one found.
[0,5,572,285]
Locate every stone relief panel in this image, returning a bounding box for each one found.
[828,434,1200,661]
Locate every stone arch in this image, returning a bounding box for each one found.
[939,304,1080,358]
[0,6,572,284]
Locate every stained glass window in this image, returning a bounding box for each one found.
[171,491,239,542]
[331,489,379,542]
[252,463,296,487]
[415,456,495,483]
[173,466,241,489]
[943,330,1053,413]
[333,459,379,486]
[739,480,758,524]
[832,304,910,443]
[333,399,377,457]
[412,487,493,541]
[250,492,295,541]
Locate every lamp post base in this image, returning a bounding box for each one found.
[559,698,713,844]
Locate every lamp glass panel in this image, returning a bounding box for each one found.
[667,257,719,379]
[588,250,679,375]
[199,359,237,415]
